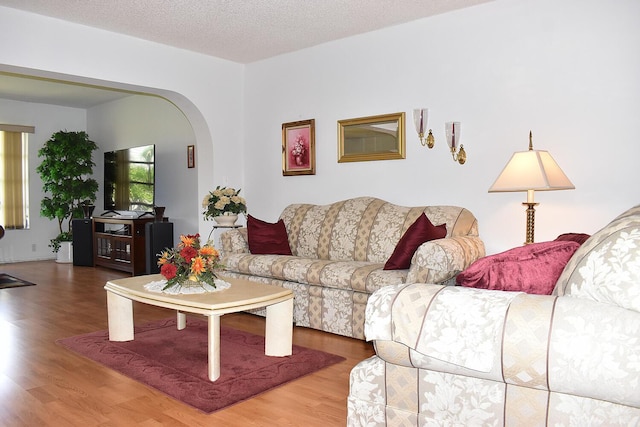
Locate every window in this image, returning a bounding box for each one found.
[0,124,34,230]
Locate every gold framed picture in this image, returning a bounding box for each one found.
[282,119,315,176]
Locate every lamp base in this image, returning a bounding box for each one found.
[523,202,539,245]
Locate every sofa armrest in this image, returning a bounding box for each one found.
[365,283,640,408]
[220,227,249,255]
[406,235,485,283]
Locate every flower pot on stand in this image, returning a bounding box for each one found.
[213,214,238,226]
[56,241,73,264]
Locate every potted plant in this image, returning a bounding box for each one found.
[202,186,247,226]
[36,130,99,262]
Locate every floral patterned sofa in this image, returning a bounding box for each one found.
[220,197,485,339]
[348,204,640,425]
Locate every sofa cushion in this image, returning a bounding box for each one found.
[553,205,640,313]
[555,232,591,245]
[247,215,292,255]
[384,213,447,270]
[457,241,580,295]
[223,252,407,292]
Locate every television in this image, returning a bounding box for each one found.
[104,144,155,213]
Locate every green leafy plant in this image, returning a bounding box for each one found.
[36,131,99,252]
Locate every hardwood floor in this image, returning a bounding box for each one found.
[0,261,374,426]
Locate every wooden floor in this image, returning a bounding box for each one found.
[0,261,374,426]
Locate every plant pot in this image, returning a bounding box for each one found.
[213,214,238,226]
[56,241,73,264]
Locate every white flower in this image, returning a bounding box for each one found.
[202,186,247,219]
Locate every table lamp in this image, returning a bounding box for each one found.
[488,132,574,244]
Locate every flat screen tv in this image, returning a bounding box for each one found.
[104,144,155,212]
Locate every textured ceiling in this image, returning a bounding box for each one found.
[0,0,491,108]
[0,0,490,63]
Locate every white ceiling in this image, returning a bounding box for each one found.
[0,0,490,108]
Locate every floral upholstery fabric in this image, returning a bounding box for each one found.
[348,205,640,425]
[554,204,640,313]
[220,197,485,339]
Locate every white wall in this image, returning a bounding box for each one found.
[1,0,639,262]
[0,98,86,261]
[244,0,640,254]
[0,5,245,260]
[88,95,198,240]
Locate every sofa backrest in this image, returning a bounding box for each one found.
[279,196,479,263]
[553,204,640,313]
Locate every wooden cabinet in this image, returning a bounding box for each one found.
[93,217,155,275]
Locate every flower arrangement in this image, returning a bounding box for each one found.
[158,234,223,290]
[202,186,247,219]
[291,135,306,157]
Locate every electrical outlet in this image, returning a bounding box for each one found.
[32,243,36,252]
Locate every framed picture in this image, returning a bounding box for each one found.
[338,112,405,162]
[187,145,195,168]
[282,119,315,176]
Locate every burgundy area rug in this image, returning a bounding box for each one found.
[56,317,345,413]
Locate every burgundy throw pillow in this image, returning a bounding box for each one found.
[384,213,447,270]
[247,215,292,255]
[456,240,581,295]
[555,232,591,245]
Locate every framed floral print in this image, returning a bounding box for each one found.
[282,119,315,176]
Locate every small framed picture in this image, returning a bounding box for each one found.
[187,145,195,168]
[282,119,315,176]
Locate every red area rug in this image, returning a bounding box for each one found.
[57,317,344,413]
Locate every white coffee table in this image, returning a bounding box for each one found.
[104,274,294,381]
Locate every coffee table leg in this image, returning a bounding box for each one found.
[176,311,186,330]
[265,297,293,356]
[208,314,221,381]
[107,291,134,341]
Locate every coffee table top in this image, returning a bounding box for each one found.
[105,274,293,314]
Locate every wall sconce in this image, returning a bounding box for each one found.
[413,108,434,148]
[445,122,466,164]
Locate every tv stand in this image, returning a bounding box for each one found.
[93,217,155,275]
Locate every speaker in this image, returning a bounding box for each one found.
[72,218,94,266]
[145,222,174,274]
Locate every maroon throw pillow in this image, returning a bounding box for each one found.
[247,215,292,255]
[555,232,591,245]
[456,241,581,295]
[384,213,447,270]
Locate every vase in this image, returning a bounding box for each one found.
[153,206,166,222]
[213,214,238,226]
[82,204,95,218]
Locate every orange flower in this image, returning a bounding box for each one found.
[157,251,170,265]
[180,234,197,248]
[191,256,206,275]
[199,246,219,258]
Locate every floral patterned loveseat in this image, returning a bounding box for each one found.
[220,197,485,339]
[348,204,640,425]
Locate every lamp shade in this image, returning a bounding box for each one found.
[488,149,574,193]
